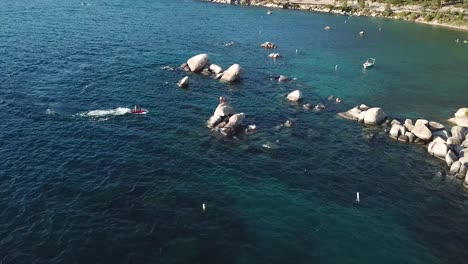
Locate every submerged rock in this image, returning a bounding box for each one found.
[278,75,289,82]
[260,42,277,49]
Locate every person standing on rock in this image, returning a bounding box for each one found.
[219,96,226,104]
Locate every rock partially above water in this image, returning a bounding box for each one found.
[220,64,242,82]
[429,121,444,131]
[287,90,303,102]
[338,107,362,121]
[187,54,209,72]
[412,124,432,141]
[177,76,189,88]
[363,107,386,125]
[209,64,223,74]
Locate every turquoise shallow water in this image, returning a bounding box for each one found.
[1,0,468,263]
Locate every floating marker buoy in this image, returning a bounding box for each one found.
[202,203,206,211]
[356,192,360,203]
[295,49,298,54]
[335,65,338,71]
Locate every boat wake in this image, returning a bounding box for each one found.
[78,107,131,118]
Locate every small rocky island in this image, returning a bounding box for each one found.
[339,106,468,188]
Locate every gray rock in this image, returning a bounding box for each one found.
[404,119,414,132]
[449,117,468,128]
[412,124,432,141]
[446,150,458,167]
[454,145,464,156]
[224,113,245,129]
[405,132,415,143]
[414,137,425,145]
[427,141,436,155]
[432,142,448,159]
[187,54,209,72]
[391,119,401,126]
[215,73,224,79]
[428,121,444,131]
[286,90,304,102]
[303,103,312,110]
[278,75,289,82]
[359,104,369,111]
[220,64,242,82]
[464,171,468,188]
[432,137,446,144]
[451,126,467,140]
[209,64,223,74]
[415,119,428,126]
[460,149,468,158]
[213,103,234,117]
[207,115,222,128]
[389,124,401,139]
[432,129,451,140]
[201,68,211,75]
[455,108,468,117]
[462,139,468,148]
[450,161,461,175]
[363,107,386,125]
[283,120,294,128]
[399,125,406,136]
[338,107,362,121]
[459,156,468,167]
[358,111,366,123]
[398,135,408,142]
[447,137,461,146]
[459,165,468,178]
[177,76,189,88]
[180,63,190,71]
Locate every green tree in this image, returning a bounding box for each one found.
[359,0,365,9]
[342,0,348,11]
[383,2,393,16]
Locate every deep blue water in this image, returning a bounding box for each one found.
[1,0,468,263]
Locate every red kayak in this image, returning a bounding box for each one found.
[131,109,148,115]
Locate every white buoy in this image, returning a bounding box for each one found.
[335,65,338,71]
[356,192,360,203]
[202,203,206,211]
[295,49,298,54]
[379,27,382,31]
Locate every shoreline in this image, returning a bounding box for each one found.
[203,0,468,32]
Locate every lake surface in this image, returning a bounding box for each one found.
[1,0,468,263]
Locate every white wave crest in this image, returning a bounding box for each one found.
[80,107,131,117]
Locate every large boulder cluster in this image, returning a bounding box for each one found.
[207,98,245,137]
[387,112,468,185]
[448,108,468,127]
[179,54,243,86]
[338,104,386,125]
[388,118,439,143]
[340,105,468,187]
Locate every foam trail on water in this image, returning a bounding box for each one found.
[79,107,131,117]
